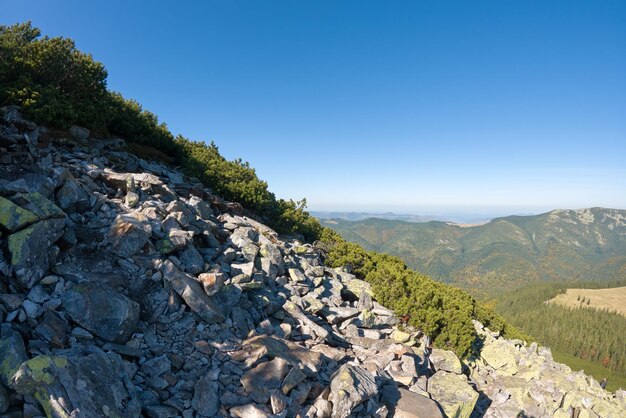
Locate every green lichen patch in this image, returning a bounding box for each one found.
[20,192,66,219]
[0,196,39,232]
[8,224,36,265]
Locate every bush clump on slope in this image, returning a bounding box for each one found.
[0,21,526,358]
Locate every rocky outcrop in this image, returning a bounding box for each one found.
[0,107,623,418]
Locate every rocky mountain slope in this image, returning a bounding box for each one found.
[321,210,626,291]
[0,107,624,417]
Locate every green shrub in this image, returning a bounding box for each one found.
[0,22,108,130]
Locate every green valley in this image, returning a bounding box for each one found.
[320,208,626,292]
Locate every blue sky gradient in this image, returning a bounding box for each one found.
[4,1,625,216]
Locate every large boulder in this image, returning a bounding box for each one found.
[62,282,140,343]
[108,212,152,258]
[233,335,324,375]
[8,218,65,289]
[161,260,225,323]
[380,385,444,418]
[427,371,478,418]
[55,178,90,213]
[11,349,141,417]
[481,339,519,375]
[0,196,38,231]
[431,348,463,374]
[328,364,378,418]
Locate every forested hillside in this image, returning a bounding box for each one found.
[491,279,626,390]
[321,209,626,291]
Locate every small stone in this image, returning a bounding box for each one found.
[21,299,43,319]
[192,375,220,416]
[197,272,225,296]
[71,327,94,340]
[390,329,411,344]
[270,392,288,414]
[125,191,139,207]
[282,366,307,395]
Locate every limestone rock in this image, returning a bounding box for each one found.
[329,364,378,418]
[62,282,140,343]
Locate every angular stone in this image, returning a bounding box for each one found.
[231,261,254,278]
[12,350,140,417]
[230,403,272,418]
[390,329,411,344]
[0,328,28,386]
[187,196,214,220]
[157,228,193,254]
[69,125,90,141]
[259,242,284,275]
[427,371,478,418]
[108,212,151,258]
[198,271,225,296]
[161,260,225,323]
[62,282,140,343]
[241,358,290,403]
[21,299,42,319]
[141,355,171,377]
[55,178,90,212]
[143,405,179,418]
[192,374,220,416]
[180,245,205,275]
[282,366,307,395]
[288,268,306,283]
[481,339,519,375]
[8,218,64,289]
[329,364,378,418]
[0,383,8,414]
[12,192,65,219]
[234,335,323,375]
[431,349,462,374]
[0,196,38,231]
[34,310,70,347]
[380,386,444,418]
[345,279,373,299]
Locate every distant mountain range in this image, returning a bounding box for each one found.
[320,208,626,291]
[311,210,520,224]
[311,211,444,223]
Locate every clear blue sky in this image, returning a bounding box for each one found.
[4,1,626,216]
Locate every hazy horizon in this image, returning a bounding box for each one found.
[3,1,625,211]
